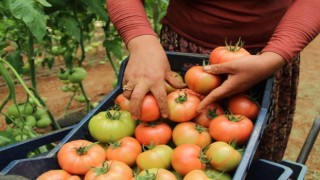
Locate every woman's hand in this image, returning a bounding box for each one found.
[197,52,286,112]
[123,35,186,120]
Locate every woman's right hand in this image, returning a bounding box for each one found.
[123,35,186,120]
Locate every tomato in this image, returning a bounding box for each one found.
[184,66,222,95]
[25,115,37,127]
[7,103,34,118]
[57,69,69,80]
[106,137,142,167]
[34,107,48,120]
[135,168,177,180]
[227,94,260,120]
[75,95,86,103]
[115,93,130,111]
[37,170,81,180]
[84,160,133,180]
[184,168,232,180]
[68,67,87,83]
[134,121,172,145]
[171,144,207,176]
[209,114,254,145]
[88,110,137,143]
[36,116,51,128]
[172,122,212,148]
[165,71,184,94]
[205,168,232,180]
[139,93,160,122]
[183,170,209,180]
[167,89,201,122]
[57,140,106,175]
[136,144,173,170]
[205,141,242,172]
[194,103,224,128]
[209,39,250,64]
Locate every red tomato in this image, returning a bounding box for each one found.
[57,140,106,175]
[205,141,242,172]
[227,94,260,120]
[209,40,250,64]
[115,93,130,111]
[194,103,224,127]
[172,122,212,148]
[134,121,172,145]
[184,66,222,95]
[37,170,81,180]
[139,93,161,122]
[84,160,133,180]
[106,137,142,167]
[165,71,184,94]
[209,114,254,145]
[167,89,201,122]
[171,144,207,176]
[136,168,177,180]
[136,144,173,170]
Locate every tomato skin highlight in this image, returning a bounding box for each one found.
[209,114,254,145]
[184,66,222,95]
[135,121,172,146]
[57,140,106,175]
[167,89,201,122]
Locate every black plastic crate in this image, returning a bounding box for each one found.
[0,52,274,179]
[279,160,308,180]
[246,159,293,180]
[0,125,75,171]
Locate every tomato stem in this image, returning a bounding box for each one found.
[91,161,110,175]
[175,91,188,104]
[225,37,245,52]
[105,110,121,120]
[195,124,208,133]
[76,142,99,155]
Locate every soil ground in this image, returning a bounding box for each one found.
[0,36,319,179]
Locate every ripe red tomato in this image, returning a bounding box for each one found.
[171,144,207,176]
[209,39,250,64]
[115,93,130,111]
[227,94,260,120]
[136,144,173,170]
[37,170,81,180]
[205,141,242,172]
[184,66,222,95]
[209,114,254,145]
[139,93,161,122]
[193,102,224,127]
[167,89,201,122]
[57,140,106,175]
[84,160,133,180]
[172,122,212,148]
[165,71,184,94]
[106,137,142,167]
[134,121,172,145]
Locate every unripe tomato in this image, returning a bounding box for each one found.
[68,67,87,83]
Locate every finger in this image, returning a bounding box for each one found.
[203,63,233,75]
[165,71,187,89]
[150,83,169,118]
[129,83,149,120]
[122,82,135,99]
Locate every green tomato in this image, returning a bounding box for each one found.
[7,103,34,118]
[60,85,70,92]
[136,144,173,171]
[68,67,87,83]
[57,69,69,80]
[25,115,37,127]
[76,95,86,103]
[36,116,51,128]
[112,78,118,88]
[88,110,137,143]
[15,134,28,142]
[34,108,47,120]
[51,46,61,55]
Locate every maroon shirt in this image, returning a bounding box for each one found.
[107,0,320,62]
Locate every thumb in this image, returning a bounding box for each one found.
[203,63,232,75]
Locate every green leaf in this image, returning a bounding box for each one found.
[5,50,24,74]
[58,17,81,42]
[9,0,47,42]
[80,0,109,21]
[36,0,51,7]
[103,37,124,60]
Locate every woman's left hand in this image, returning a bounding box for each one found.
[197,52,286,112]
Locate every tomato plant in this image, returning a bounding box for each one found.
[209,39,250,64]
[167,89,201,122]
[209,114,254,145]
[139,93,161,122]
[136,144,173,170]
[134,121,172,145]
[37,169,81,180]
[84,160,133,180]
[172,122,212,148]
[171,144,207,176]
[184,65,222,95]
[205,141,242,172]
[227,94,260,120]
[57,140,106,175]
[106,137,142,167]
[194,102,224,127]
[88,110,137,143]
[135,168,177,180]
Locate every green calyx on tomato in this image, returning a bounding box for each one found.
[195,124,208,133]
[206,108,220,119]
[68,67,87,83]
[174,92,188,104]
[76,142,99,156]
[225,37,245,52]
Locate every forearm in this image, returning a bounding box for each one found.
[106,0,157,45]
[262,0,320,62]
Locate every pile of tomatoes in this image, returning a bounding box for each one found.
[37,43,262,179]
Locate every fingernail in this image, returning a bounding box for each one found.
[203,66,210,71]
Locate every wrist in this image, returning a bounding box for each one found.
[260,51,287,69]
[127,35,161,52]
